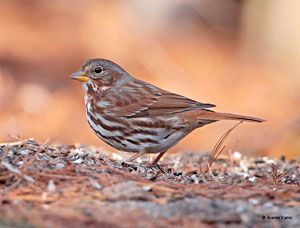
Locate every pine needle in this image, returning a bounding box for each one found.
[204,121,243,174]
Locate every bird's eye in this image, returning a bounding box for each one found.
[94,66,103,74]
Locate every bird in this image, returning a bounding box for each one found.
[70,58,265,165]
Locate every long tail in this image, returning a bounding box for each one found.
[197,110,266,123]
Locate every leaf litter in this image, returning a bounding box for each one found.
[0,138,299,227]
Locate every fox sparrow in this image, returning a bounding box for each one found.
[70,59,264,164]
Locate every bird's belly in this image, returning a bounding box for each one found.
[145,130,188,153]
[86,110,188,153]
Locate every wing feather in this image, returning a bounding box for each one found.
[106,79,215,118]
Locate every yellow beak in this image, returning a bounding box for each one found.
[70,70,89,82]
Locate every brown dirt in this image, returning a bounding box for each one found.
[0,139,299,227]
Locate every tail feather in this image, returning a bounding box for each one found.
[198,110,266,123]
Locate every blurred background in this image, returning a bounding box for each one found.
[0,0,299,158]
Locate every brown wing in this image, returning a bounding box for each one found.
[106,79,215,118]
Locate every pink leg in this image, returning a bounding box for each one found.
[151,151,167,165]
[126,151,147,162]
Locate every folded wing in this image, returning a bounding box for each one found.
[106,79,215,118]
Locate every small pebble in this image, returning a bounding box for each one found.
[145,173,157,181]
[111,153,123,161]
[248,176,257,182]
[72,158,83,164]
[249,198,260,205]
[191,174,200,184]
[55,163,65,169]
[264,202,274,208]
[233,151,242,160]
[47,180,56,192]
[89,178,102,190]
[142,185,152,191]
[18,149,29,155]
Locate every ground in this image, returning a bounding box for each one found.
[0,139,299,227]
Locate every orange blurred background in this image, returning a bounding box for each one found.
[1,1,299,158]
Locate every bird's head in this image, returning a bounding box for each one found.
[70,59,127,88]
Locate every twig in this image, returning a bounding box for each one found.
[1,160,34,183]
[204,121,242,174]
[0,179,25,194]
[1,146,35,183]
[0,146,10,162]
[0,138,34,147]
[35,172,86,180]
[271,163,290,185]
[208,168,221,184]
